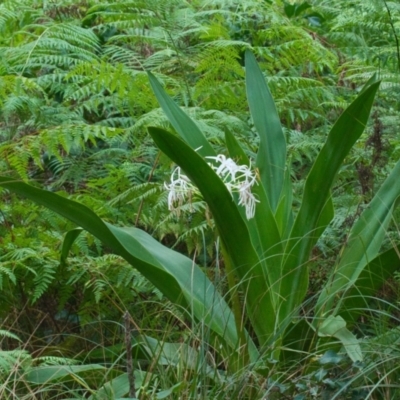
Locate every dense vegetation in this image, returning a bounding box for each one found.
[1,0,400,398]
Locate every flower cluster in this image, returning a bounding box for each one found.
[165,155,259,219]
[164,167,195,215]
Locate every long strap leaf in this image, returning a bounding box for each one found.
[279,81,380,326]
[225,130,283,306]
[245,50,286,211]
[337,246,400,326]
[148,72,216,158]
[316,159,400,318]
[148,127,276,346]
[0,176,241,352]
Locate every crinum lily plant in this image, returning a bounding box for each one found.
[1,51,400,373]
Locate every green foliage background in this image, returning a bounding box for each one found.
[1,0,400,398]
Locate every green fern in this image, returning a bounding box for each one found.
[31,262,58,304]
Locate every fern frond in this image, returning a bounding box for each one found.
[0,350,30,374]
[0,266,16,289]
[34,355,79,366]
[0,330,21,342]
[31,262,58,304]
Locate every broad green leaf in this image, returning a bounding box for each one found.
[359,73,379,95]
[156,383,184,399]
[284,2,312,18]
[85,338,150,364]
[137,335,225,378]
[318,315,363,362]
[319,350,344,365]
[61,228,83,265]
[316,160,400,317]
[148,72,216,158]
[25,364,105,384]
[92,375,132,400]
[337,247,400,326]
[88,372,145,400]
[225,130,283,305]
[245,50,286,211]
[0,177,241,353]
[148,127,276,346]
[278,81,380,327]
[225,130,249,166]
[274,166,294,239]
[281,319,315,361]
[244,183,283,305]
[313,194,334,249]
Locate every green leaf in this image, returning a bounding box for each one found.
[359,73,379,95]
[147,72,216,158]
[25,364,105,384]
[338,247,400,325]
[148,127,276,346]
[0,177,241,352]
[313,194,334,249]
[141,336,199,368]
[284,2,312,18]
[278,80,380,328]
[245,183,283,305]
[88,372,144,400]
[225,130,249,166]
[156,383,184,399]
[284,3,297,18]
[274,166,294,239]
[245,50,286,211]
[319,350,344,365]
[85,338,150,364]
[316,159,400,317]
[61,228,83,265]
[318,315,363,362]
[225,130,283,305]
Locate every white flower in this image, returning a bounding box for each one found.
[206,154,243,183]
[164,155,259,220]
[237,178,260,220]
[207,155,259,219]
[164,167,194,212]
